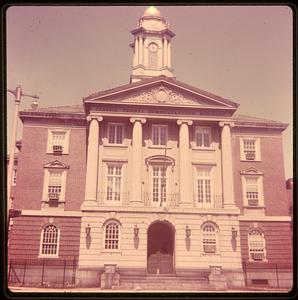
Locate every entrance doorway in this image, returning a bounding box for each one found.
[147,221,174,274]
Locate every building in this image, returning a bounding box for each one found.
[8,7,292,290]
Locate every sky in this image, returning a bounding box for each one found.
[6,5,293,178]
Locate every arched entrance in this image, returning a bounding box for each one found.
[147,221,175,274]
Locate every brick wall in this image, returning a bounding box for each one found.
[232,127,289,216]
[14,118,86,211]
[9,216,81,261]
[239,221,292,265]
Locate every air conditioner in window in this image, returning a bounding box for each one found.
[49,198,59,207]
[52,145,63,154]
[245,151,256,160]
[203,244,216,253]
[251,252,264,261]
[248,199,259,207]
[48,193,60,200]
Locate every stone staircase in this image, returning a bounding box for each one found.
[112,274,215,291]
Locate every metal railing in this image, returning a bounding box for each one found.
[193,194,223,208]
[143,193,179,207]
[97,192,130,206]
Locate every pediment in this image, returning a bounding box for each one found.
[84,78,239,109]
[44,160,70,169]
[240,167,263,176]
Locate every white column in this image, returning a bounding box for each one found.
[138,36,143,65]
[177,120,193,207]
[168,41,171,68]
[134,37,139,66]
[219,122,236,208]
[84,116,103,205]
[130,117,146,205]
[163,38,168,68]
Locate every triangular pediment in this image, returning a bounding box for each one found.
[84,77,239,109]
[44,160,70,169]
[240,167,264,176]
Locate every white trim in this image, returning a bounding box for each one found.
[39,224,60,258]
[239,216,291,222]
[46,128,70,154]
[201,222,219,255]
[241,174,264,208]
[19,210,82,217]
[102,220,121,251]
[240,137,261,161]
[151,124,168,147]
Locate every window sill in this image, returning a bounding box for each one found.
[148,146,172,150]
[243,205,265,209]
[103,144,127,148]
[100,250,122,255]
[240,159,262,162]
[248,259,268,263]
[192,147,215,152]
[46,152,69,155]
[201,252,221,257]
[38,255,59,259]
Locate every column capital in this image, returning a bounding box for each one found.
[86,115,103,122]
[219,121,235,128]
[177,119,193,126]
[130,117,146,124]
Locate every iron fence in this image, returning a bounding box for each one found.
[8,257,77,288]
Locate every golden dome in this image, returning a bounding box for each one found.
[142,6,161,17]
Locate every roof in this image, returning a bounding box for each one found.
[19,103,288,129]
[83,76,239,109]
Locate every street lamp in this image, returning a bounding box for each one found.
[7,85,39,221]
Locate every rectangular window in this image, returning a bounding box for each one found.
[245,177,259,206]
[106,165,122,202]
[12,169,17,186]
[47,129,70,154]
[108,123,124,144]
[196,168,212,205]
[195,127,211,148]
[48,171,62,201]
[152,125,168,146]
[152,166,167,203]
[240,138,261,161]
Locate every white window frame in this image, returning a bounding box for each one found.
[242,175,264,208]
[47,129,70,154]
[240,137,261,161]
[201,222,219,254]
[151,125,168,147]
[39,224,60,258]
[248,229,267,261]
[194,166,214,208]
[103,220,121,251]
[105,164,123,205]
[42,169,67,204]
[107,123,124,145]
[151,165,168,206]
[194,127,212,149]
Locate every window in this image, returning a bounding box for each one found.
[152,166,167,204]
[12,169,17,186]
[248,229,266,261]
[106,165,122,202]
[152,125,168,146]
[202,223,218,254]
[240,138,260,161]
[195,127,211,148]
[107,123,124,144]
[40,224,60,257]
[42,161,69,208]
[196,167,212,207]
[148,42,158,69]
[47,129,70,154]
[48,171,63,202]
[245,177,259,206]
[104,221,120,250]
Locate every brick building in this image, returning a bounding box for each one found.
[8,7,292,290]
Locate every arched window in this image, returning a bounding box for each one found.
[148,43,158,69]
[248,229,266,261]
[201,223,218,254]
[40,224,60,256]
[104,221,120,250]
